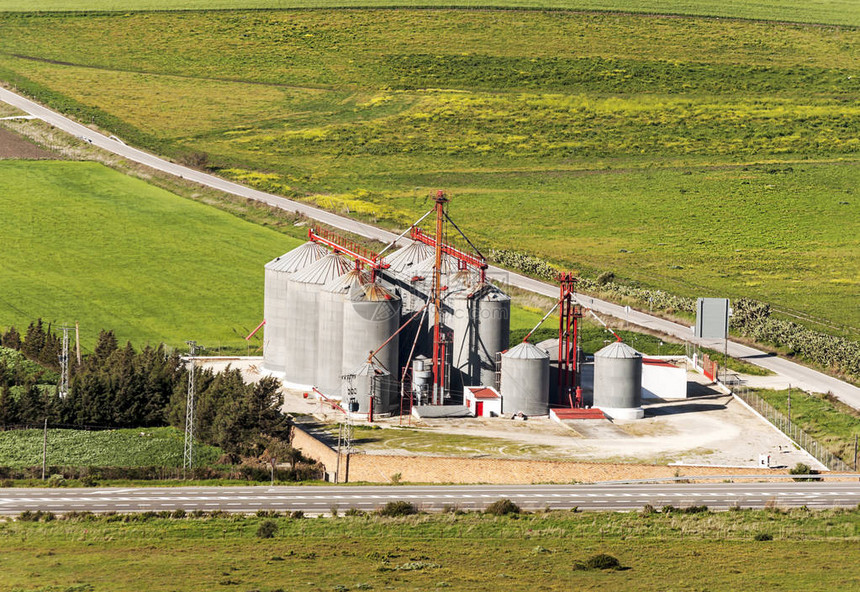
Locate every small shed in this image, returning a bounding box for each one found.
[464,386,502,418]
[641,358,688,400]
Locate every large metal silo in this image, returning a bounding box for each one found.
[593,342,643,419]
[263,241,329,375]
[500,342,550,416]
[316,268,368,395]
[342,282,401,402]
[450,283,511,391]
[282,252,352,387]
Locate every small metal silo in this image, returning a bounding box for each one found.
[343,359,395,416]
[500,342,550,416]
[341,282,401,411]
[316,268,368,395]
[450,282,511,390]
[411,354,432,405]
[282,252,352,387]
[263,241,328,374]
[593,342,643,419]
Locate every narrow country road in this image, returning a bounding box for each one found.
[1,86,858,407]
[1,482,859,514]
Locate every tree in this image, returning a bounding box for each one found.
[0,384,17,427]
[1,326,21,350]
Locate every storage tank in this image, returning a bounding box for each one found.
[500,342,550,416]
[282,252,352,386]
[262,241,329,374]
[316,268,368,395]
[450,283,510,391]
[342,359,396,416]
[593,342,644,419]
[341,282,401,411]
[536,338,589,406]
[411,355,432,405]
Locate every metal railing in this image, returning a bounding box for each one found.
[732,386,855,472]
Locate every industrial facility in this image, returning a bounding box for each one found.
[259,191,647,422]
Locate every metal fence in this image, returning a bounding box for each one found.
[732,385,855,472]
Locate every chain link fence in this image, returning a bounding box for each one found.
[731,385,855,472]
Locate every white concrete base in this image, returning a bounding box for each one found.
[597,406,645,420]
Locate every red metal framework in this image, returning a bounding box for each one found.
[409,226,488,282]
[430,191,448,405]
[558,272,583,408]
[308,227,390,277]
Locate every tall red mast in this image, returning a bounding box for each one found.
[431,190,448,405]
[557,273,583,408]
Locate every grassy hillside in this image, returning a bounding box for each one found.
[2,9,856,336]
[0,160,301,350]
[1,509,860,591]
[0,1,856,26]
[0,427,223,468]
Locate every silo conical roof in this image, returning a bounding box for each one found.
[265,241,329,272]
[350,359,391,377]
[290,252,352,285]
[348,281,399,302]
[385,241,435,275]
[323,268,368,294]
[595,341,641,359]
[414,253,459,276]
[503,342,550,360]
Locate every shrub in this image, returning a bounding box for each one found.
[290,510,304,520]
[754,533,773,541]
[344,507,366,517]
[171,509,186,519]
[790,463,819,481]
[256,519,278,539]
[484,499,521,516]
[578,554,622,570]
[640,504,656,516]
[377,501,418,517]
[683,505,709,514]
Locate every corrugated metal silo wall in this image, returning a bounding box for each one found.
[262,266,288,373]
[450,291,510,392]
[282,279,320,386]
[342,292,401,413]
[316,287,346,394]
[500,353,550,416]
[594,356,642,409]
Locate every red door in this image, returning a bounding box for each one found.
[475,401,484,417]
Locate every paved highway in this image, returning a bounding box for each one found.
[2,86,858,408]
[1,483,859,514]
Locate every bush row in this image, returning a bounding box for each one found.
[0,462,323,483]
[490,249,859,380]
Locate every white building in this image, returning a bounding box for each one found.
[464,386,502,417]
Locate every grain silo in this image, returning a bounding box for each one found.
[282,252,352,387]
[316,268,368,395]
[450,282,510,391]
[341,282,401,410]
[593,342,644,419]
[382,241,435,366]
[500,342,550,416]
[262,241,329,375]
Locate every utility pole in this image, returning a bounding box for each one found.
[787,385,791,424]
[58,325,71,398]
[75,322,81,366]
[854,434,857,471]
[41,418,48,481]
[183,340,204,476]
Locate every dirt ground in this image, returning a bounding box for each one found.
[0,126,55,159]
[198,357,823,471]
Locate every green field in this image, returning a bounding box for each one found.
[0,160,301,350]
[0,0,856,26]
[1,9,856,337]
[0,509,859,591]
[756,388,860,465]
[0,427,222,468]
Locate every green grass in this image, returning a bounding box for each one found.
[0,9,856,338]
[0,427,223,468]
[0,160,302,351]
[0,509,858,591]
[755,388,860,465]
[0,1,856,26]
